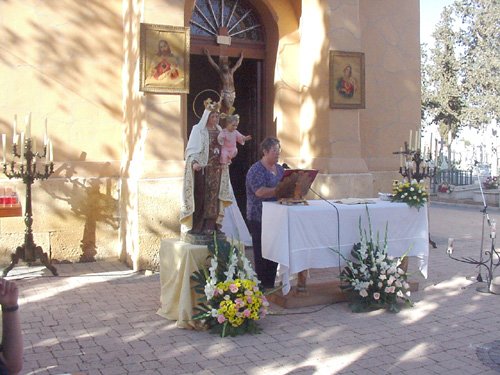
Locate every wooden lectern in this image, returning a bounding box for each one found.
[275,169,319,205]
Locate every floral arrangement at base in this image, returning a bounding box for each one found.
[332,208,413,313]
[438,182,453,194]
[391,179,428,209]
[483,176,499,190]
[191,237,269,337]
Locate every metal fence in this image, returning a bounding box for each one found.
[431,169,474,191]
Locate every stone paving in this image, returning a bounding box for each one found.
[3,202,500,374]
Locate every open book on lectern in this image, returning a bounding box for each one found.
[275,169,319,204]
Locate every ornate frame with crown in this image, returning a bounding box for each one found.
[139,23,190,94]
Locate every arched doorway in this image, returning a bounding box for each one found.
[187,0,275,217]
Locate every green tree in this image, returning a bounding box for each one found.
[454,0,500,126]
[421,6,464,161]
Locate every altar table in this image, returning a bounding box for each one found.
[262,199,429,295]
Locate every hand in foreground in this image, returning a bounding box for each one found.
[0,279,19,308]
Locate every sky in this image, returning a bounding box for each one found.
[420,0,455,46]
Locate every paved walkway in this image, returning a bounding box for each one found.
[3,202,500,375]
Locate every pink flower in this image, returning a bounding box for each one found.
[217,314,226,324]
[246,296,253,304]
[229,283,239,293]
[243,309,251,318]
[373,292,380,300]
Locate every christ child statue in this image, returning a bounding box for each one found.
[217,114,252,165]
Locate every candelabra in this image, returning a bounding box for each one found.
[446,167,499,294]
[394,140,437,248]
[2,138,57,276]
[447,224,499,294]
[394,142,436,183]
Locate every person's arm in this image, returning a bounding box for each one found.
[0,280,23,375]
[231,51,244,73]
[255,186,276,199]
[204,48,220,72]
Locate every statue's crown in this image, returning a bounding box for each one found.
[204,98,221,112]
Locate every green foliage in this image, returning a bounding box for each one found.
[421,0,499,145]
[421,6,465,145]
[454,0,500,125]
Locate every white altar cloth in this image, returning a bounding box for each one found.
[262,199,429,294]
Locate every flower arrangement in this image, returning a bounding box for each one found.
[438,182,453,194]
[391,179,428,209]
[191,237,269,337]
[483,176,499,190]
[332,209,413,313]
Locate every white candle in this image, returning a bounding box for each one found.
[2,134,6,164]
[409,130,412,150]
[415,130,420,150]
[12,115,17,144]
[44,118,48,146]
[399,147,403,167]
[26,112,31,139]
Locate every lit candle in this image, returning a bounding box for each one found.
[25,112,31,139]
[409,130,413,150]
[44,118,48,146]
[2,134,6,164]
[399,147,403,167]
[12,115,17,144]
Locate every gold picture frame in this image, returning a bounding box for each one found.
[140,23,190,94]
[329,51,365,109]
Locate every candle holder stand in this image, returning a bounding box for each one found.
[393,141,437,248]
[395,142,436,183]
[447,223,499,295]
[446,168,499,293]
[2,138,57,276]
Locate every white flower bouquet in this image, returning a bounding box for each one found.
[332,208,413,313]
[391,179,428,209]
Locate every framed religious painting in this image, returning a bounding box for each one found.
[329,51,365,109]
[140,23,190,94]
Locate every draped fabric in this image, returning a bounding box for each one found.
[180,109,232,234]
